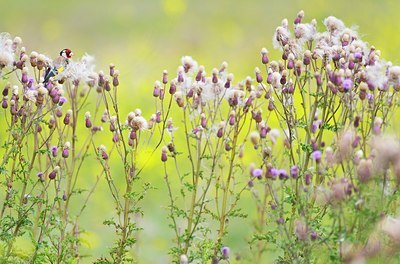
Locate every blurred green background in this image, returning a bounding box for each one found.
[2,0,400,262]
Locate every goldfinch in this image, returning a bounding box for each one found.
[43,48,73,86]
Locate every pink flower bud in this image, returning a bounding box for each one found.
[162,70,168,84]
[169,81,176,94]
[161,146,168,162]
[62,148,69,158]
[85,118,92,128]
[51,146,58,157]
[1,98,7,109]
[217,127,224,138]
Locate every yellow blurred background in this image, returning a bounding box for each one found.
[2,0,400,262]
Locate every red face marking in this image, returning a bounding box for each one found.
[60,48,73,58]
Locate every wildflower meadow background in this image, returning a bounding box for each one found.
[2,0,400,263]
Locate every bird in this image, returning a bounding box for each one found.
[43,48,73,86]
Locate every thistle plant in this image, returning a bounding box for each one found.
[155,11,400,263]
[93,65,154,263]
[0,35,103,263]
[244,11,400,263]
[0,34,152,263]
[1,10,400,264]
[157,57,256,262]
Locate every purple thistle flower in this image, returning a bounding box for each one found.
[311,150,322,162]
[51,146,58,157]
[221,246,230,259]
[37,172,44,180]
[311,230,318,241]
[290,165,299,178]
[58,96,67,106]
[342,78,353,92]
[278,169,288,180]
[247,180,254,188]
[251,168,263,179]
[270,168,279,180]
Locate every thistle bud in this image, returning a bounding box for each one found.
[129,130,137,140]
[250,131,260,148]
[303,50,311,66]
[174,92,185,108]
[153,81,161,97]
[225,142,232,151]
[49,166,60,180]
[212,68,218,83]
[177,66,184,83]
[55,106,63,118]
[310,230,318,241]
[109,116,117,132]
[51,146,58,157]
[261,48,269,64]
[36,54,46,70]
[30,51,38,67]
[112,70,119,87]
[112,132,120,143]
[161,146,168,162]
[98,71,105,87]
[162,70,168,84]
[225,73,233,88]
[21,67,28,84]
[294,10,304,24]
[169,80,177,94]
[104,79,111,91]
[287,54,295,69]
[159,87,165,100]
[64,110,72,125]
[85,112,92,128]
[200,113,207,128]
[193,65,203,82]
[48,115,56,129]
[167,142,175,153]
[109,63,115,77]
[228,111,236,126]
[255,67,263,83]
[290,165,299,178]
[1,97,7,109]
[62,142,70,158]
[268,100,275,111]
[221,246,230,260]
[99,145,108,160]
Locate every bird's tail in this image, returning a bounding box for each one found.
[43,67,58,87]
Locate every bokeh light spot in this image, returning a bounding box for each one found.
[162,0,187,16]
[42,19,61,41]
